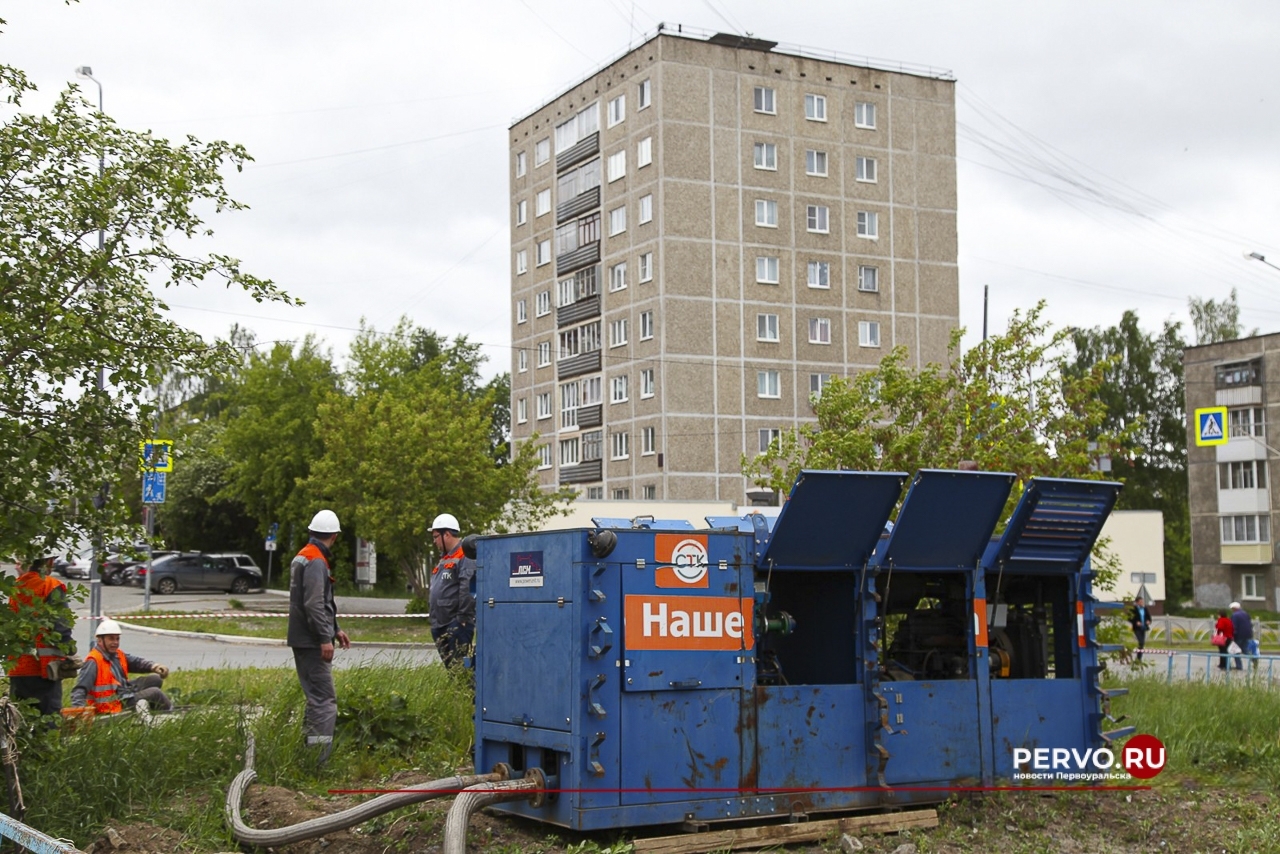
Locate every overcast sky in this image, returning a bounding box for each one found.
[7,1,1280,378]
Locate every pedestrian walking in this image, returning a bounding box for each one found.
[287,510,350,767]
[1212,610,1233,671]
[1230,601,1254,671]
[1129,596,1152,662]
[428,513,476,670]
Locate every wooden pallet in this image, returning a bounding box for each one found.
[631,808,938,853]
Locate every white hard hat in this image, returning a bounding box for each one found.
[431,513,460,533]
[96,619,123,637]
[309,509,341,534]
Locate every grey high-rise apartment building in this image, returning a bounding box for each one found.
[509,28,959,502]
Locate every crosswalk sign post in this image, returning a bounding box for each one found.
[142,471,167,504]
[1195,406,1228,447]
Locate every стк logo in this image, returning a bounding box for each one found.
[654,534,709,588]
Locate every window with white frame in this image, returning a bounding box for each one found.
[1243,573,1263,600]
[557,322,600,361]
[1219,460,1268,490]
[585,486,604,499]
[757,313,780,342]
[537,444,552,469]
[582,429,602,461]
[641,485,656,500]
[639,194,653,224]
[805,149,827,177]
[640,311,654,341]
[859,320,881,347]
[536,392,552,419]
[516,397,527,423]
[809,317,832,344]
[807,205,829,233]
[607,94,626,127]
[537,341,551,366]
[804,94,827,121]
[809,373,832,397]
[637,137,652,168]
[560,380,579,429]
[758,428,781,454]
[1230,407,1266,438]
[611,374,629,403]
[516,250,528,275]
[609,262,627,291]
[515,150,527,177]
[607,149,626,182]
[753,86,775,114]
[609,318,629,347]
[1130,572,1157,585]
[755,199,778,227]
[535,291,550,316]
[534,138,550,166]
[535,189,551,217]
[754,142,777,170]
[642,426,656,455]
[612,487,631,500]
[611,431,629,460]
[554,102,599,152]
[857,211,878,238]
[558,159,601,200]
[807,261,829,289]
[536,240,551,266]
[557,277,575,308]
[581,375,602,405]
[515,199,527,225]
[757,370,781,398]
[559,437,580,467]
[756,256,779,284]
[516,299,527,323]
[858,265,879,292]
[855,101,876,129]
[1221,514,1270,544]
[639,252,653,282]
[609,206,626,235]
[517,349,528,372]
[856,156,877,183]
[640,368,655,397]
[638,78,651,110]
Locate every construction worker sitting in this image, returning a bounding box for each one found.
[6,548,79,723]
[69,619,172,714]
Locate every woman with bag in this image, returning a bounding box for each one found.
[1212,610,1234,671]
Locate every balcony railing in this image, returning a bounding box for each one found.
[556,241,600,275]
[577,404,602,429]
[558,350,601,379]
[557,294,601,328]
[559,458,602,484]
[556,132,599,173]
[557,186,600,224]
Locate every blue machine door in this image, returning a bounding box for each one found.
[880,681,984,785]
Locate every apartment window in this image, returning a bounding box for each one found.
[515,199,527,225]
[609,206,627,235]
[757,313,780,342]
[535,189,551,217]
[611,374,629,403]
[755,199,778,227]
[856,156,878,183]
[516,299,527,323]
[1230,407,1266,437]
[810,373,832,397]
[515,250,528,275]
[754,142,777,170]
[554,102,599,152]
[756,256,780,284]
[517,350,527,372]
[537,444,552,470]
[611,431,629,460]
[642,426,656,455]
[758,428,781,454]
[859,321,881,347]
[809,317,832,345]
[1221,514,1270,544]
[1243,573,1263,600]
[757,370,781,398]
[607,150,626,182]
[807,261,830,289]
[535,291,550,317]
[638,78,651,109]
[857,211,879,238]
[608,94,626,127]
[537,341,551,366]
[807,205,830,233]
[536,392,552,419]
[555,222,580,257]
[641,485,656,500]
[560,380,580,428]
[609,262,627,291]
[753,86,776,114]
[1219,461,1268,490]
[583,429,602,461]
[610,318,629,347]
[1130,572,1157,585]
[855,101,876,129]
[637,136,652,167]
[536,239,551,266]
[639,194,653,224]
[586,486,604,499]
[804,94,827,121]
[557,277,575,308]
[581,375,602,405]
[805,149,828,177]
[534,138,550,166]
[858,265,879,292]
[515,151,527,177]
[516,397,527,424]
[612,488,631,500]
[1217,360,1262,389]
[641,367,655,397]
[639,252,653,282]
[560,437,580,466]
[558,159,601,200]
[640,311,654,341]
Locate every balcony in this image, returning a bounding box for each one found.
[577,404,602,429]
[1221,543,1271,565]
[556,241,600,275]
[556,132,598,173]
[557,294,601,328]
[559,458,602,484]
[557,186,600,224]
[558,350,601,379]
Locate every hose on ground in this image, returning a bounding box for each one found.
[225,732,503,847]
[442,776,541,854]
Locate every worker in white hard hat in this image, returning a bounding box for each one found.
[70,618,171,714]
[427,513,475,669]
[286,509,351,766]
[7,547,78,724]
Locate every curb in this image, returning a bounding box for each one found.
[113,620,434,650]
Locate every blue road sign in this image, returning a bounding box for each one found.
[142,471,167,504]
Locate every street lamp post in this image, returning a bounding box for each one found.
[76,66,106,636]
[1247,252,1280,273]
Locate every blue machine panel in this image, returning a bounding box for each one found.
[989,679,1089,778]
[619,690,743,806]
[754,685,863,793]
[479,602,577,730]
[990,477,1122,568]
[759,471,906,570]
[881,681,984,784]
[873,470,1015,569]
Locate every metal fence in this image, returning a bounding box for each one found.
[0,813,85,854]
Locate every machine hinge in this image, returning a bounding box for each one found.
[557,597,565,607]
[635,558,646,570]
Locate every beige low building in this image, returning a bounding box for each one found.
[1099,510,1166,609]
[509,28,959,504]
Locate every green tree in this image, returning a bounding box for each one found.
[157,421,258,554]
[1188,287,1255,345]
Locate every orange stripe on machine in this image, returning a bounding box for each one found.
[624,595,755,651]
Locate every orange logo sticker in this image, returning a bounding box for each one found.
[624,595,754,651]
[654,533,709,588]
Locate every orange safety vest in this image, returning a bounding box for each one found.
[6,571,68,678]
[297,543,331,576]
[85,647,129,714]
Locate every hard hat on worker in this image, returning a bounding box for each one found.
[431,513,460,533]
[309,509,341,534]
[96,619,123,637]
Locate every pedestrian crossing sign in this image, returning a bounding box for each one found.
[1195,406,1228,446]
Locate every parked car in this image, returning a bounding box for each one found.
[54,554,92,579]
[132,552,263,595]
[106,550,176,586]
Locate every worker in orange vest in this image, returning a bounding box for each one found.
[70,619,171,714]
[6,549,78,721]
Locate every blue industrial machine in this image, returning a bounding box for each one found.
[472,469,1130,831]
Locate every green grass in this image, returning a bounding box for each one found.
[114,610,431,643]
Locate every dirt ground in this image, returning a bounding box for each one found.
[82,775,1269,854]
